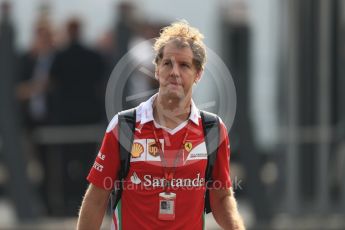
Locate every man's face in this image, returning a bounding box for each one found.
[155,41,201,100]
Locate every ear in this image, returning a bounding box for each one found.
[194,70,203,83]
[155,69,159,80]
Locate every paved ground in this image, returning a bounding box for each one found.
[3,213,345,230]
[0,215,222,230]
[0,198,232,229]
[1,199,345,229]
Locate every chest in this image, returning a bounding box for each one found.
[127,122,208,185]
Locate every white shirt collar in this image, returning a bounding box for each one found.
[139,94,200,126]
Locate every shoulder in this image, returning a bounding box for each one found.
[106,114,119,133]
[199,110,225,124]
[105,104,144,133]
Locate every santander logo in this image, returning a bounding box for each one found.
[129,172,205,188]
[130,172,142,185]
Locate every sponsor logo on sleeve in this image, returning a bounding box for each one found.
[97,152,106,160]
[93,162,104,172]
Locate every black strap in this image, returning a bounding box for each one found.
[200,110,220,214]
[111,108,136,211]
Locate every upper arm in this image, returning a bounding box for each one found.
[79,184,112,217]
[210,188,234,207]
[211,122,232,189]
[209,188,239,223]
[84,184,112,205]
[77,184,111,230]
[210,188,245,230]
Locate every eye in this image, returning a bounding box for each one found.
[181,62,191,68]
[163,60,171,66]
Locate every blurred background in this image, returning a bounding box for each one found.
[0,0,345,229]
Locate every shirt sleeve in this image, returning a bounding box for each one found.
[87,126,120,190]
[210,121,232,189]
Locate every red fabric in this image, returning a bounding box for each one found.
[87,116,231,230]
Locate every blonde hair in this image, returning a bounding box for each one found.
[153,20,206,71]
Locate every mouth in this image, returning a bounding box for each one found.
[167,80,181,86]
[167,82,182,90]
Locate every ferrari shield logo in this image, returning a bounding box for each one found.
[184,142,193,152]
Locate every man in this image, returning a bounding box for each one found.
[77,21,245,230]
[50,18,104,125]
[17,24,55,128]
[48,18,105,215]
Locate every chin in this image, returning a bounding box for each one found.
[162,89,185,100]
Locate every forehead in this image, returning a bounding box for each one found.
[162,41,194,62]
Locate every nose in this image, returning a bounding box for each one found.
[170,61,180,78]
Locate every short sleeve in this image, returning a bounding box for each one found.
[210,121,232,189]
[87,118,120,190]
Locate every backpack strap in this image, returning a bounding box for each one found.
[200,110,220,214]
[111,108,136,211]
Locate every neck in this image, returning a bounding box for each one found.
[153,93,192,129]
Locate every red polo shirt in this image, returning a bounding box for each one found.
[87,95,232,230]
